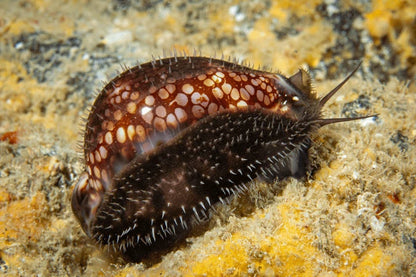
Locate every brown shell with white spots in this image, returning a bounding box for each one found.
[86,57,298,185]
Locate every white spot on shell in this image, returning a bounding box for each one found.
[191,92,209,107]
[197,74,207,81]
[99,145,108,159]
[222,83,232,95]
[122,91,129,100]
[233,75,241,82]
[101,169,109,186]
[116,127,127,143]
[212,87,224,99]
[166,113,178,128]
[182,84,194,94]
[211,75,222,83]
[114,110,123,121]
[89,153,94,164]
[127,102,136,114]
[208,102,218,115]
[130,92,139,100]
[92,179,103,191]
[192,105,205,118]
[203,78,214,87]
[95,150,101,163]
[175,93,188,106]
[149,86,157,94]
[245,84,255,95]
[127,125,135,140]
[175,107,188,123]
[166,84,176,94]
[155,106,167,118]
[106,121,114,131]
[237,100,248,108]
[264,95,271,105]
[231,88,240,100]
[154,117,167,131]
[251,79,259,86]
[105,131,113,145]
[240,88,250,100]
[215,72,225,78]
[145,95,155,106]
[256,90,264,102]
[136,125,146,142]
[142,107,154,124]
[94,166,101,178]
[158,88,169,99]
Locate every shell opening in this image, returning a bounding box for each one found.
[71,172,103,236]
